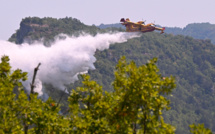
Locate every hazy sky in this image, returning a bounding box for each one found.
[1,0,215,40]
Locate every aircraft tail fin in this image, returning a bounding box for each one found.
[120,18,125,22]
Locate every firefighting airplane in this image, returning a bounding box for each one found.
[120,18,165,34]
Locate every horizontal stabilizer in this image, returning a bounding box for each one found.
[160,27,165,34]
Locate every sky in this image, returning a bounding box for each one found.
[0,0,215,40]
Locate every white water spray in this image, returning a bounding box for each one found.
[0,32,140,95]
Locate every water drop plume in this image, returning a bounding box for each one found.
[0,32,140,95]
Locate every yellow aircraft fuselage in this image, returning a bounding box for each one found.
[120,18,165,34]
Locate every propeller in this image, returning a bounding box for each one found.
[152,21,156,26]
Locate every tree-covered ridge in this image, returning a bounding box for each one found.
[8,17,100,45]
[165,23,215,44]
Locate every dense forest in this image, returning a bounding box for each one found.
[3,17,215,133]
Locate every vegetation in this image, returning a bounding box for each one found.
[189,124,212,134]
[1,55,213,133]
[0,56,69,133]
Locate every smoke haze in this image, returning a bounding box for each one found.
[0,32,140,95]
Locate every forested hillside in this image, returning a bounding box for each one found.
[88,33,215,133]
[165,23,215,44]
[8,17,215,133]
